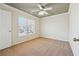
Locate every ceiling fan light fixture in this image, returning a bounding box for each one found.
[38,11,48,16]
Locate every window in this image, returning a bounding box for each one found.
[27,19,35,34]
[18,16,35,37]
[18,16,27,37]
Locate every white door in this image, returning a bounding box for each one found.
[0,9,11,50]
[69,3,79,56]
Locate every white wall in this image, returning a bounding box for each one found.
[69,3,79,56]
[40,13,69,41]
[0,4,40,45]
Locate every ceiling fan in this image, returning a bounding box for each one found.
[31,3,53,16]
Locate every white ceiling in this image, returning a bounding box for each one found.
[6,3,69,18]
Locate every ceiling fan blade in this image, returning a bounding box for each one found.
[44,7,53,11]
[31,9,40,13]
[44,11,48,15]
[38,3,43,10]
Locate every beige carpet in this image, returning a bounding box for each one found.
[0,37,73,56]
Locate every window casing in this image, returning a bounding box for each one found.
[18,16,35,37]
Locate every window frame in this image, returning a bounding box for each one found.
[18,15,28,37]
[17,15,36,37]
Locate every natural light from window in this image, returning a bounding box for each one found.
[18,16,35,37]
